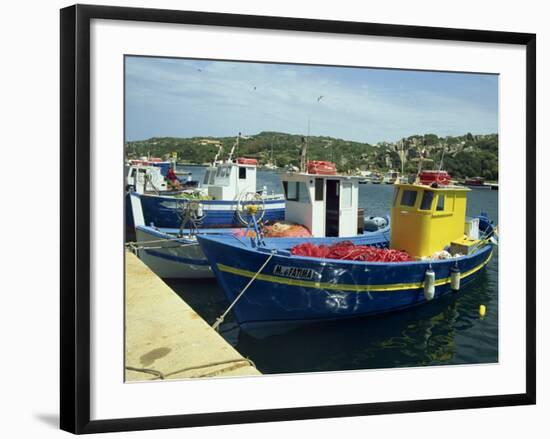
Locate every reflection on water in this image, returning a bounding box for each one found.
[166,168,498,373]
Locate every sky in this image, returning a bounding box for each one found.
[125,56,498,144]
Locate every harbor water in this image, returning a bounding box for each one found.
[165,166,499,374]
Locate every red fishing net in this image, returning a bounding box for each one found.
[291,241,413,262]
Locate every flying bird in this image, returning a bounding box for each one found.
[197,68,202,72]
[253,86,257,90]
[317,95,324,102]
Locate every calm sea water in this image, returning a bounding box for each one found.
[166,167,499,374]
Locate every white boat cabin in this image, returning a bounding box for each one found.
[126,165,168,193]
[383,170,400,184]
[201,160,258,201]
[280,172,361,237]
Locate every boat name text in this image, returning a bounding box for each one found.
[273,265,318,280]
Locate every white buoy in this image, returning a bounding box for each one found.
[450,266,461,291]
[424,268,435,301]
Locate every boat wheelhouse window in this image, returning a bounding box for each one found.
[315,178,324,201]
[298,182,310,202]
[216,167,222,177]
[401,190,417,207]
[130,168,136,178]
[203,170,211,184]
[284,181,309,202]
[208,170,216,185]
[220,167,228,178]
[392,187,399,206]
[420,190,434,210]
[436,194,445,211]
[239,167,246,179]
[341,182,352,208]
[286,181,298,200]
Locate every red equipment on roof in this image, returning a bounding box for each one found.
[306,160,337,175]
[236,157,258,165]
[418,170,451,186]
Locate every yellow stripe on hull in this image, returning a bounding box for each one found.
[217,250,492,293]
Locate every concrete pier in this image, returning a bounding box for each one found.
[125,251,261,381]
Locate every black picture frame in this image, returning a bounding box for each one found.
[60,4,536,434]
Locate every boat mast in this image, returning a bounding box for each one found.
[416,137,426,182]
[438,139,447,171]
[226,132,240,163]
[300,136,307,172]
[212,144,223,166]
[300,118,311,172]
[399,138,406,178]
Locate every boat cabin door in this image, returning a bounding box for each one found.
[325,179,340,237]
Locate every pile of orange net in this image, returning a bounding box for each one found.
[291,241,413,262]
[234,222,312,238]
[264,222,312,237]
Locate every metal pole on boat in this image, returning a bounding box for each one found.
[212,144,223,166]
[438,139,447,172]
[300,136,307,172]
[399,138,406,180]
[227,132,240,163]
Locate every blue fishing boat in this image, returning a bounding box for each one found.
[124,159,201,237]
[129,134,285,229]
[198,179,497,328]
[128,164,390,279]
[135,192,285,229]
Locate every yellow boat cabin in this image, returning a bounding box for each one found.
[390,183,478,258]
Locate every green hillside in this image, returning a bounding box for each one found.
[126,131,498,180]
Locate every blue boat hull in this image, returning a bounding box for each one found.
[198,234,493,326]
[135,193,285,228]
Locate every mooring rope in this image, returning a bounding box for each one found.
[125,239,199,253]
[163,358,257,379]
[126,236,197,245]
[212,252,274,331]
[125,357,257,380]
[126,242,199,252]
[125,366,166,380]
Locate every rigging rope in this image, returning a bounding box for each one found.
[144,174,160,195]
